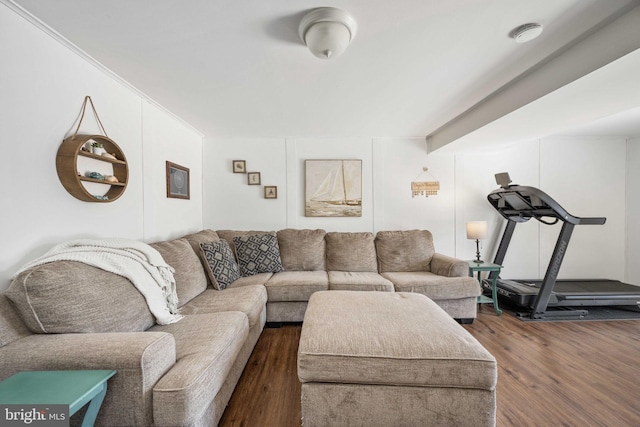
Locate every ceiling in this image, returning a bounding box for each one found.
[9,0,640,144]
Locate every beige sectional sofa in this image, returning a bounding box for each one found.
[220,228,481,323]
[0,228,481,426]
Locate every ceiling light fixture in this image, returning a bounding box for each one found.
[299,7,357,60]
[510,23,543,43]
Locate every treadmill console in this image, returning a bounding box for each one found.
[487,173,605,226]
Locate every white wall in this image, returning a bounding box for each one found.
[456,141,541,279]
[205,136,629,282]
[203,138,288,231]
[142,100,203,242]
[1,2,633,292]
[539,137,626,281]
[203,137,457,240]
[372,138,456,255]
[628,137,640,285]
[456,137,627,281]
[0,4,203,290]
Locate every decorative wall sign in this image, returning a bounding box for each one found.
[166,161,190,199]
[233,160,246,173]
[248,172,261,185]
[305,159,362,217]
[264,186,278,199]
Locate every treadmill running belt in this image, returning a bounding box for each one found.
[515,279,640,296]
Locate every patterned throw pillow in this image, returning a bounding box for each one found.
[232,233,284,277]
[199,240,240,290]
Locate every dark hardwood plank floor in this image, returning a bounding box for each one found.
[220,324,302,427]
[219,305,640,426]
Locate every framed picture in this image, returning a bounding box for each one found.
[248,172,261,185]
[305,159,362,217]
[233,160,246,173]
[264,186,278,199]
[166,161,190,199]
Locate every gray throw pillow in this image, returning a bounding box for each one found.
[233,233,284,277]
[200,240,240,290]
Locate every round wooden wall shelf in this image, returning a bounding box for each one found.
[56,134,128,203]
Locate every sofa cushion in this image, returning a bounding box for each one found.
[180,285,267,327]
[151,312,249,427]
[375,230,435,273]
[182,230,220,287]
[150,238,207,306]
[6,261,155,334]
[228,273,273,288]
[381,271,481,299]
[199,240,240,290]
[277,229,326,271]
[265,271,329,302]
[233,233,284,277]
[326,232,377,272]
[328,271,394,292]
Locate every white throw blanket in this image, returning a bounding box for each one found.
[15,238,183,325]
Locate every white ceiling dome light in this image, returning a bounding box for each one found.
[510,23,543,43]
[299,7,357,60]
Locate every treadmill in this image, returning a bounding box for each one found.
[487,173,640,320]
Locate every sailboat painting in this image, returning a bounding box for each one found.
[305,159,362,217]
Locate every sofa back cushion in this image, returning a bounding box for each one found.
[325,232,378,272]
[375,230,435,273]
[181,230,220,287]
[5,261,155,334]
[277,229,326,271]
[150,238,207,307]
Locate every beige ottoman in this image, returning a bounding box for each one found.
[298,291,497,427]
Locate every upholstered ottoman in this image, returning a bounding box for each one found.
[297,291,497,427]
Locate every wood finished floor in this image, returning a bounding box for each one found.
[219,304,640,427]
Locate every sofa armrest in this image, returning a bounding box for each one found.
[0,331,176,426]
[430,253,469,277]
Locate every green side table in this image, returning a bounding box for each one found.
[0,370,116,427]
[468,260,502,316]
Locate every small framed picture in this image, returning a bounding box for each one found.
[264,186,278,199]
[233,160,246,173]
[248,172,261,185]
[166,161,190,199]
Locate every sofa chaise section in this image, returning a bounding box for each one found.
[375,230,481,321]
[1,230,268,427]
[150,312,249,426]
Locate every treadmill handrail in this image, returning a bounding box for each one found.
[487,184,606,226]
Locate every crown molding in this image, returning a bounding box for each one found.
[1,0,204,137]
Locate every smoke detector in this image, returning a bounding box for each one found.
[510,23,543,43]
